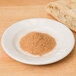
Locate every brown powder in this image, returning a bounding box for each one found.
[20,32,56,56]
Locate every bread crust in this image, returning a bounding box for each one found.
[47,0,76,32]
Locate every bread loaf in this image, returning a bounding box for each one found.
[47,0,76,32]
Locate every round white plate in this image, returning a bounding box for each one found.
[1,18,75,65]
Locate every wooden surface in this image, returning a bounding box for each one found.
[0,0,76,76]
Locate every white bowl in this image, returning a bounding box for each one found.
[1,18,75,65]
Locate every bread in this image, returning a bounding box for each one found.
[47,0,76,32]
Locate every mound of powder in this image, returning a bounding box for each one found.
[20,32,56,56]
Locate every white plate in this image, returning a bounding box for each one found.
[1,18,75,65]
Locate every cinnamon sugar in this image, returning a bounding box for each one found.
[20,32,56,56]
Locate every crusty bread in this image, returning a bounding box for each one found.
[47,0,76,32]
